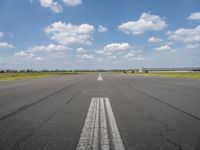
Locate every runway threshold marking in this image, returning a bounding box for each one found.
[76,98,125,150]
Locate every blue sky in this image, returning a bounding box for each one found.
[0,0,200,70]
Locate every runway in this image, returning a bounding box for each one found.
[0,73,200,150]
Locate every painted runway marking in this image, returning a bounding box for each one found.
[97,75,103,81]
[76,98,125,150]
[105,98,125,150]
[100,98,110,150]
[76,98,98,150]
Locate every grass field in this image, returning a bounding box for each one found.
[0,72,78,81]
[130,72,200,79]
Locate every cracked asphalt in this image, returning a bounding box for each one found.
[0,73,200,150]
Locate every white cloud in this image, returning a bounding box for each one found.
[14,44,69,60]
[39,0,62,13]
[108,55,117,59]
[123,50,144,60]
[118,13,167,35]
[98,25,108,33]
[45,22,94,45]
[62,0,82,6]
[0,42,15,49]
[148,37,163,43]
[169,25,200,44]
[34,57,45,61]
[133,57,145,60]
[0,32,4,39]
[14,51,34,58]
[155,45,171,52]
[123,51,135,58]
[95,43,144,61]
[78,54,94,59]
[96,50,104,55]
[187,12,200,20]
[26,44,68,53]
[167,41,173,45]
[103,43,130,52]
[166,31,173,35]
[186,44,200,49]
[76,47,86,53]
[96,43,130,56]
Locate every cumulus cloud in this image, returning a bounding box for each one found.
[148,37,163,43]
[98,25,108,33]
[118,13,167,35]
[95,50,104,55]
[26,44,68,53]
[186,44,200,49]
[103,43,130,52]
[14,51,34,58]
[0,32,4,39]
[14,44,69,61]
[45,22,94,45]
[34,57,45,61]
[123,50,144,60]
[187,12,200,20]
[96,43,130,56]
[78,54,94,59]
[155,45,172,52]
[39,0,62,13]
[169,25,200,44]
[76,47,86,53]
[62,0,82,6]
[0,42,15,49]
[123,51,135,58]
[95,43,144,61]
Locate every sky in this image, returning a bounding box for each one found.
[0,0,200,70]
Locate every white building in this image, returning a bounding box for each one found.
[139,67,144,72]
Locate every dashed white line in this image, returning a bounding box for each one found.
[76,97,125,150]
[98,75,103,81]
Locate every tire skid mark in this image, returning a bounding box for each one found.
[0,78,87,122]
[116,78,200,121]
[12,87,84,150]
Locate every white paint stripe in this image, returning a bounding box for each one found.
[76,98,99,150]
[100,98,110,150]
[92,98,99,150]
[77,97,125,150]
[105,97,125,150]
[97,75,103,81]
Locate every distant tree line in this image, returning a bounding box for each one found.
[0,67,199,73]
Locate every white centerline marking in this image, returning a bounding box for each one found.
[76,98,125,150]
[97,75,103,81]
[100,98,110,150]
[93,99,99,149]
[105,98,125,150]
[76,98,98,150]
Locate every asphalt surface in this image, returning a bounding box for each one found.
[0,73,200,150]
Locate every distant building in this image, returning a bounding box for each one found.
[139,67,144,72]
